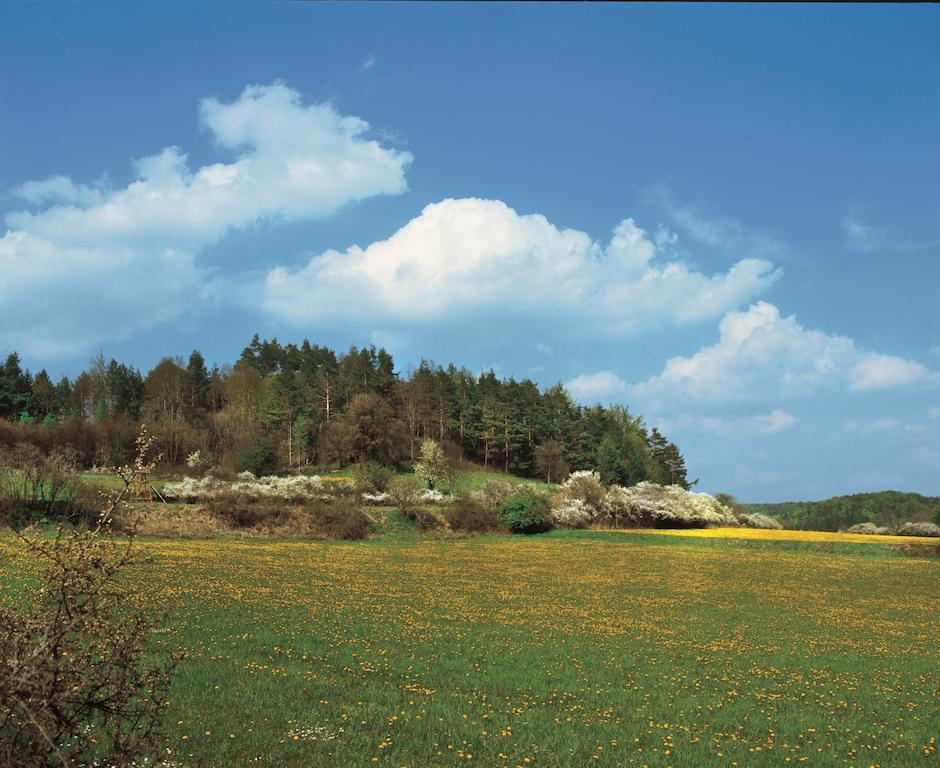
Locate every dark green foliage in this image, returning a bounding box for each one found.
[351,461,394,493]
[499,494,553,534]
[714,493,743,516]
[648,427,692,489]
[743,490,940,532]
[236,439,278,476]
[0,353,33,421]
[445,496,507,534]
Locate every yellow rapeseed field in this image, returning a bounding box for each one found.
[614,526,940,545]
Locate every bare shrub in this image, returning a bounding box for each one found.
[473,480,516,509]
[387,476,422,518]
[203,492,285,528]
[310,495,371,540]
[445,496,507,534]
[0,427,178,768]
[203,493,370,540]
[0,444,96,526]
[123,504,228,538]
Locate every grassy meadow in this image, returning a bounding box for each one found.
[4,527,936,767]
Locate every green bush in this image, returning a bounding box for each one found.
[499,494,553,535]
[445,496,506,534]
[351,461,394,493]
[236,440,278,476]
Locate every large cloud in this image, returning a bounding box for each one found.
[263,198,781,338]
[1,83,411,358]
[633,301,931,402]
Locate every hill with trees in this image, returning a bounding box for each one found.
[742,491,940,532]
[0,336,690,489]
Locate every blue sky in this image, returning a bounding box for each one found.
[1,3,938,501]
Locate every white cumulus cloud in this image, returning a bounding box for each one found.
[1,82,411,358]
[566,371,627,401]
[263,197,780,340]
[658,409,797,439]
[633,301,931,403]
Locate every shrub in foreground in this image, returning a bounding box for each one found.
[0,427,177,768]
[499,494,553,534]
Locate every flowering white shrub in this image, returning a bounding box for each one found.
[356,488,450,506]
[845,522,890,535]
[550,471,608,525]
[601,482,738,529]
[160,475,227,501]
[893,521,940,538]
[550,497,593,528]
[414,440,451,490]
[737,512,784,530]
[162,473,326,502]
[230,474,326,499]
[604,484,643,526]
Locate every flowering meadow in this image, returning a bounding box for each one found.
[2,529,938,767]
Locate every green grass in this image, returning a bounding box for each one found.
[327,464,551,495]
[4,529,935,767]
[449,467,550,495]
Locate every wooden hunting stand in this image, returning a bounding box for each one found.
[130,470,166,503]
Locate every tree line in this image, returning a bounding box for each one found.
[0,336,690,487]
[742,490,940,532]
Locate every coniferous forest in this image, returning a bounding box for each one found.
[0,336,690,487]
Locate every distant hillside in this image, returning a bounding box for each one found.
[742,491,940,532]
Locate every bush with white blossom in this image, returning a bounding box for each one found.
[845,522,890,535]
[555,481,737,529]
[550,497,594,528]
[615,483,738,528]
[550,471,608,526]
[893,521,940,538]
[162,472,326,502]
[737,512,784,530]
